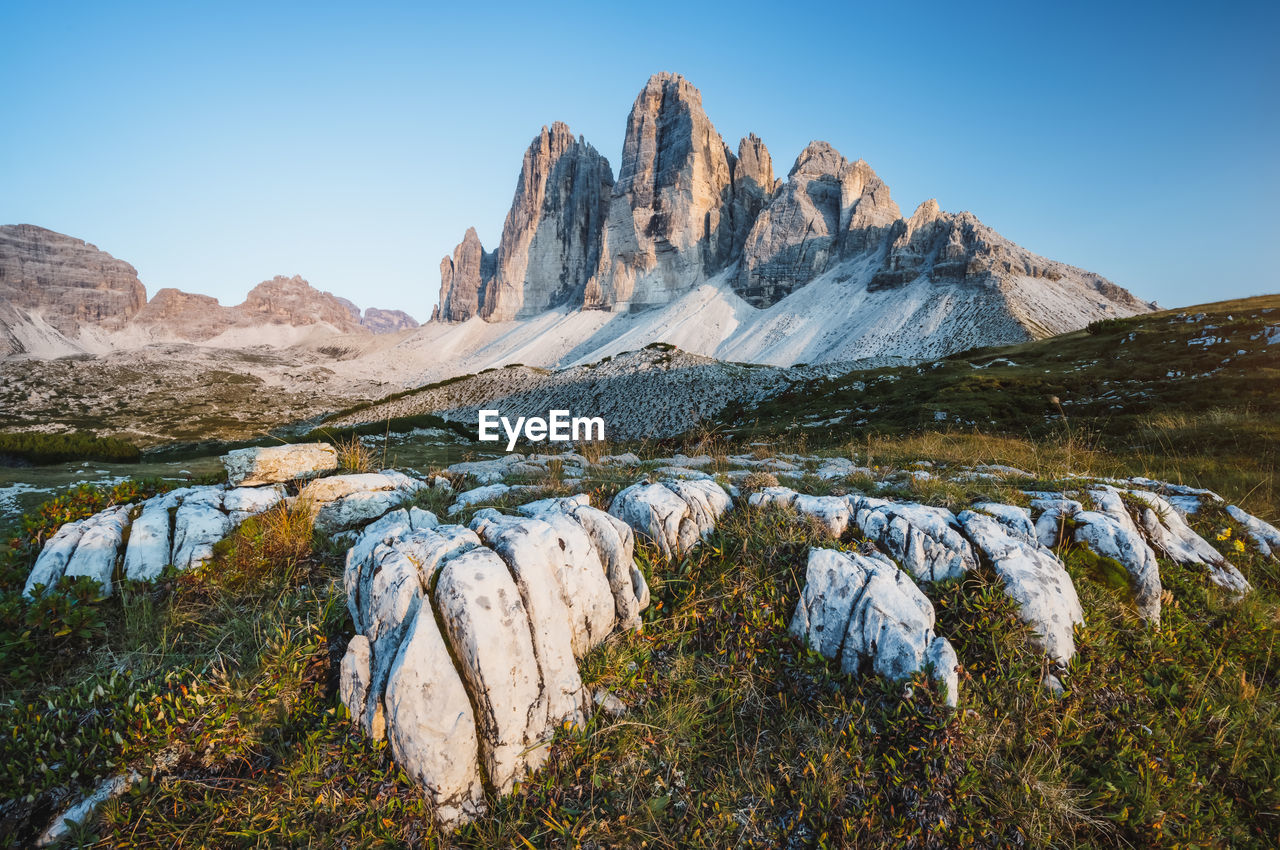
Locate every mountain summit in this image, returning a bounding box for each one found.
[430,72,1152,363]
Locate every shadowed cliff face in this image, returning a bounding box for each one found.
[433,71,1151,348]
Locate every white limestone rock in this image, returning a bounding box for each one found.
[790,547,959,707]
[61,506,132,595]
[1130,490,1251,595]
[749,486,850,538]
[847,496,977,583]
[522,497,650,630]
[609,481,700,560]
[171,487,231,571]
[959,509,1084,664]
[1225,504,1280,559]
[223,484,286,524]
[222,442,337,486]
[382,596,487,825]
[433,547,548,795]
[470,514,590,727]
[24,518,88,597]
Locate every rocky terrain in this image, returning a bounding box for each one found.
[11,438,1279,844]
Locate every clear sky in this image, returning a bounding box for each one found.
[2,1,1276,320]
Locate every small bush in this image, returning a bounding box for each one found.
[334,434,375,473]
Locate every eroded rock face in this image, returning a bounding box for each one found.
[790,547,959,707]
[223,443,338,487]
[1226,504,1280,558]
[0,224,147,339]
[1129,490,1251,595]
[481,123,614,321]
[609,478,733,559]
[737,142,899,306]
[584,72,737,311]
[959,508,1084,664]
[340,504,650,826]
[1033,493,1164,624]
[847,496,977,584]
[434,228,496,323]
[748,486,850,539]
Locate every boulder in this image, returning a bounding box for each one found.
[469,514,590,727]
[958,509,1084,664]
[609,479,732,559]
[790,547,959,707]
[61,506,132,596]
[1225,504,1280,559]
[847,496,977,583]
[433,547,547,795]
[222,443,337,487]
[748,486,850,538]
[123,489,187,581]
[23,518,89,597]
[171,487,233,570]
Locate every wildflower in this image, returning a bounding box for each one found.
[1233,538,1246,553]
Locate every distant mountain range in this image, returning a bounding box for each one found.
[0,224,417,358]
[1,72,1153,371]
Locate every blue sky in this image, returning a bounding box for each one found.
[2,1,1276,320]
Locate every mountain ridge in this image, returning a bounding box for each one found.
[429,71,1153,364]
[0,224,418,357]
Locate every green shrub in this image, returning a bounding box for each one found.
[0,431,141,465]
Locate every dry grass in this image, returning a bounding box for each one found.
[334,435,375,473]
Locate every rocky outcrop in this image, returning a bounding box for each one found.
[132,275,401,340]
[736,142,899,306]
[584,73,737,311]
[848,496,978,584]
[609,478,733,559]
[433,228,495,322]
[958,508,1084,664]
[223,442,338,486]
[340,504,651,826]
[791,547,960,707]
[479,123,614,321]
[728,134,779,262]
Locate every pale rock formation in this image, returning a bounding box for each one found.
[300,471,426,533]
[60,506,132,595]
[519,496,650,630]
[223,442,338,486]
[609,478,733,559]
[433,546,547,794]
[1033,495,1163,624]
[958,509,1084,664]
[790,547,960,707]
[1225,504,1280,559]
[433,228,495,322]
[480,122,614,321]
[123,488,189,581]
[23,518,91,597]
[1129,490,1251,594]
[360,307,419,333]
[585,72,737,311]
[0,224,147,343]
[847,496,977,583]
[737,142,899,306]
[748,486,851,538]
[469,514,591,727]
[728,134,779,261]
[171,486,233,570]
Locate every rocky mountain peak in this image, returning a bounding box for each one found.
[584,72,737,311]
[736,141,900,306]
[240,275,366,331]
[434,227,494,323]
[479,121,613,321]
